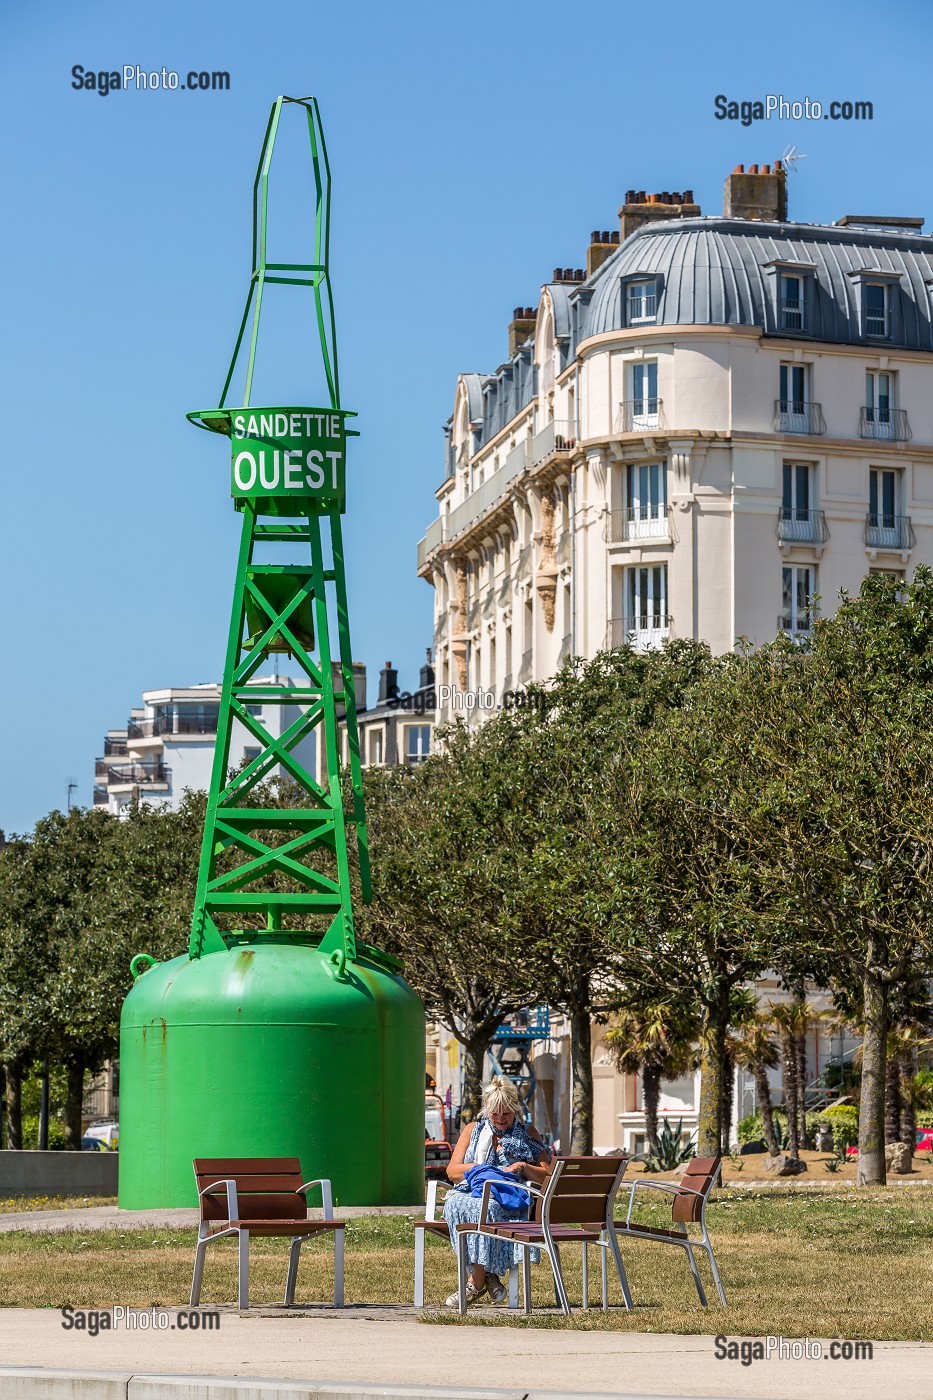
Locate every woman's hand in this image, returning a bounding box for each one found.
[502,1162,525,1176]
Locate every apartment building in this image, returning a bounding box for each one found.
[93,676,316,814]
[418,164,933,728]
[416,162,930,1151]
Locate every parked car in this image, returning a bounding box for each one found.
[82,1121,118,1150]
[846,1129,933,1159]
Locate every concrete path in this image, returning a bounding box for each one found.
[0,1308,925,1400]
[0,1205,420,1234]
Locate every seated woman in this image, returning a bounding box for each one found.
[442,1075,551,1308]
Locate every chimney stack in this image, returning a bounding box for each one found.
[420,648,435,691]
[508,305,537,357]
[587,228,622,277]
[378,661,398,705]
[723,161,787,222]
[618,188,702,242]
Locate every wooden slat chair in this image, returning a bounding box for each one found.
[608,1155,727,1307]
[455,1155,633,1316]
[190,1157,345,1311]
[413,1178,519,1308]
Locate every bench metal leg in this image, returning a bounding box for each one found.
[414,1226,425,1307]
[581,1241,589,1311]
[684,1240,708,1307]
[704,1240,727,1307]
[457,1231,469,1317]
[238,1229,249,1311]
[285,1236,302,1305]
[507,1264,519,1310]
[522,1246,532,1315]
[607,1227,634,1311]
[600,1233,609,1310]
[190,1235,207,1306]
[333,1227,345,1307]
[546,1240,571,1316]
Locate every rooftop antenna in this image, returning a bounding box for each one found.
[781,145,807,174]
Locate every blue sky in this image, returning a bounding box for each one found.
[1,0,931,834]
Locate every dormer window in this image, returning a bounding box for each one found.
[780,274,803,330]
[865,283,889,337]
[627,279,657,325]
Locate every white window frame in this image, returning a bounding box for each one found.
[625,564,668,649]
[780,274,804,331]
[781,565,815,635]
[631,360,659,428]
[404,724,431,765]
[627,279,658,325]
[864,283,889,338]
[626,462,668,540]
[866,370,892,424]
[367,726,385,767]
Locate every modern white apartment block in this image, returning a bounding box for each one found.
[93,677,316,815]
[417,164,933,729]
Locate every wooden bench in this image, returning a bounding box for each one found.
[190,1156,345,1310]
[608,1155,727,1307]
[413,1178,519,1308]
[455,1155,632,1315]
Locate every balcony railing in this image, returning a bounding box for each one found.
[864,512,915,551]
[617,398,665,433]
[105,762,170,786]
[773,399,825,435]
[604,507,671,544]
[127,714,219,738]
[93,786,110,807]
[776,508,829,545]
[859,407,911,441]
[531,420,576,465]
[605,615,672,651]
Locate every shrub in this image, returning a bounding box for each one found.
[21,1114,67,1150]
[912,1071,933,1111]
[818,1104,859,1151]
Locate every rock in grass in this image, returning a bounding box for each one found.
[763,1153,808,1176]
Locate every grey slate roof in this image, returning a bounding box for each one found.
[582,217,933,348]
[462,216,933,454]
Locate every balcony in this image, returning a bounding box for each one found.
[106,762,170,787]
[776,509,829,546]
[103,736,128,757]
[127,714,218,738]
[418,435,532,560]
[604,507,671,544]
[859,407,911,442]
[605,615,672,651]
[617,398,665,433]
[864,512,915,552]
[93,786,110,807]
[773,400,825,435]
[531,420,576,466]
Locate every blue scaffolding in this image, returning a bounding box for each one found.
[486,1007,551,1114]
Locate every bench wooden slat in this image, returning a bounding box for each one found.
[194,1157,302,1176]
[196,1174,306,1194]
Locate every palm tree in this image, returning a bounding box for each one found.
[605,1001,700,1155]
[733,1014,781,1156]
[770,999,812,1155]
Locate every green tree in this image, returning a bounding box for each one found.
[604,997,700,1153]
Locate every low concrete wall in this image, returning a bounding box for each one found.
[0,1374,669,1400]
[0,1151,119,1197]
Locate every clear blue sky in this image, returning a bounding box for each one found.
[2,0,931,835]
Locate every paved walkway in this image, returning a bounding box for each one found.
[0,1308,925,1399]
[0,1204,419,1233]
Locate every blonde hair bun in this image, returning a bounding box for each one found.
[480,1075,523,1120]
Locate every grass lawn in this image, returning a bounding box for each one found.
[0,1196,118,1213]
[0,1190,931,1340]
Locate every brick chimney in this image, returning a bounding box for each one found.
[723,162,787,222]
[618,189,701,242]
[508,306,537,357]
[586,229,622,277]
[378,661,398,705]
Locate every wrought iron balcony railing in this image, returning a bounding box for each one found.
[605,615,672,651]
[105,762,170,786]
[604,507,671,544]
[103,737,129,757]
[773,399,825,435]
[776,508,829,545]
[864,512,915,551]
[127,714,219,738]
[859,407,911,441]
[617,398,664,433]
[93,786,110,806]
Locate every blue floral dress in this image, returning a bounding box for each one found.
[443,1118,551,1275]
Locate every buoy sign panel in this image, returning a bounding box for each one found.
[230,407,346,507]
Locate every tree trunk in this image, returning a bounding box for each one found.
[795,1026,809,1149]
[857,969,888,1186]
[779,1028,799,1156]
[569,994,593,1155]
[642,1062,661,1154]
[720,1051,735,1156]
[900,1048,916,1151]
[460,1037,489,1123]
[4,1064,22,1151]
[64,1061,85,1150]
[698,996,728,1157]
[884,1045,902,1145]
[754,1065,781,1156]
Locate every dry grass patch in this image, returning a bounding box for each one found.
[0,1196,117,1214]
[1,1193,931,1340]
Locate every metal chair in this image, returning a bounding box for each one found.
[607,1155,727,1307]
[454,1154,632,1316]
[414,1177,519,1307]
